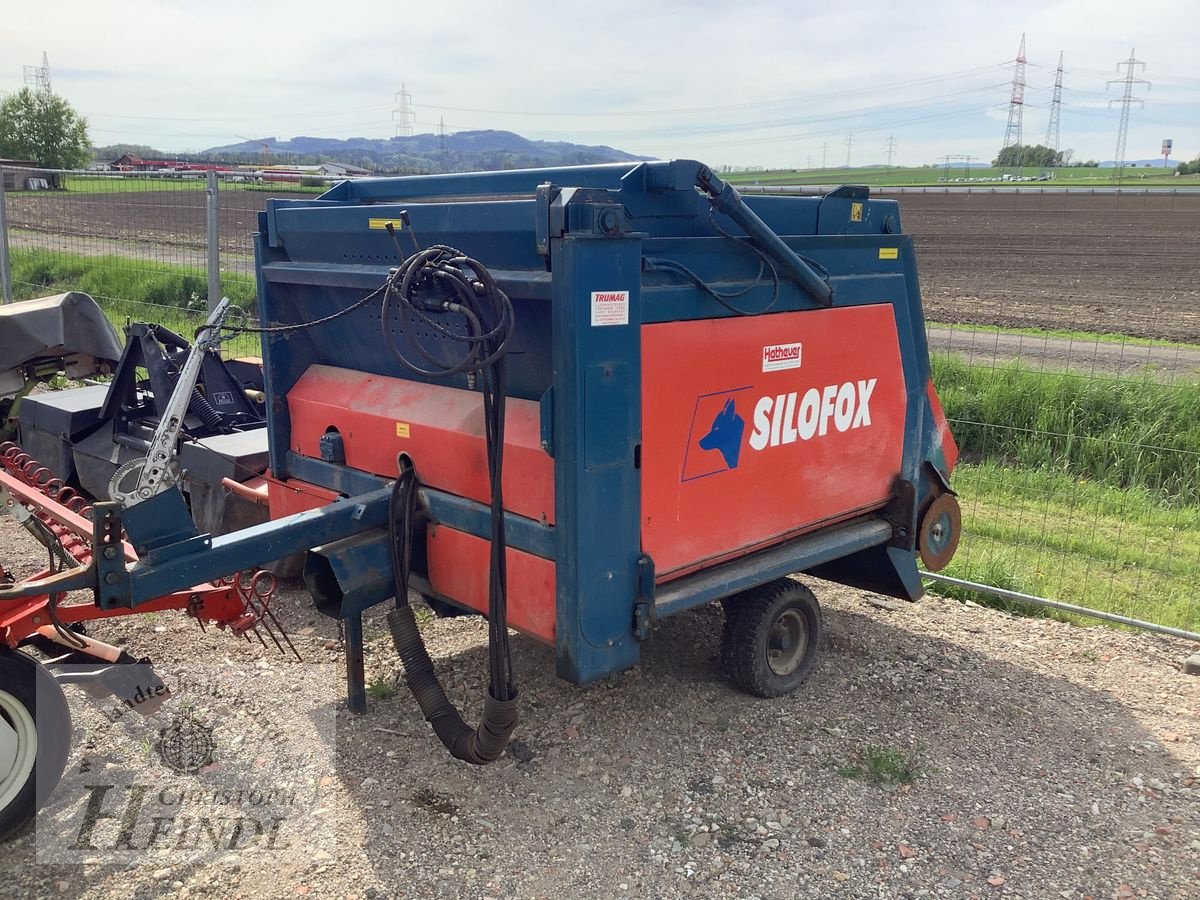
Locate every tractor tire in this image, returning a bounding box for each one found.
[721,578,823,699]
[0,650,71,842]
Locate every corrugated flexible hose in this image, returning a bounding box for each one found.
[385,463,517,764]
[188,388,227,433]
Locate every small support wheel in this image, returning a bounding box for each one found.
[720,578,823,698]
[0,649,71,842]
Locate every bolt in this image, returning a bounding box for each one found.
[104,572,120,585]
[931,522,945,541]
[103,546,117,560]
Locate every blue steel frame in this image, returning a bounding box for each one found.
[36,160,953,690]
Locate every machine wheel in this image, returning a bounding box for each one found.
[720,579,823,699]
[0,650,71,842]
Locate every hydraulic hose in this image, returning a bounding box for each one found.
[379,243,519,763]
[385,461,518,764]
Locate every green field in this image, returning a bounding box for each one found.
[57,174,329,195]
[10,248,255,309]
[933,463,1199,630]
[931,353,1200,504]
[8,248,261,357]
[727,164,1195,189]
[929,352,1200,630]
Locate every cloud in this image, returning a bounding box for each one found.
[2,0,1196,163]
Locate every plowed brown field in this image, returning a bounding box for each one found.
[9,187,1200,341]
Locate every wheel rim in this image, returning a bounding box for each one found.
[766,609,809,676]
[0,688,38,815]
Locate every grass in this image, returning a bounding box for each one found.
[365,675,396,701]
[11,248,256,310]
[932,353,1200,505]
[726,163,1195,188]
[929,321,1200,353]
[57,175,329,195]
[931,462,1200,630]
[837,744,926,787]
[931,351,1200,630]
[10,248,262,358]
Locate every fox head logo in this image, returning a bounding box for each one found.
[698,398,745,469]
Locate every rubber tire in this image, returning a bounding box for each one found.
[721,578,823,699]
[0,650,71,843]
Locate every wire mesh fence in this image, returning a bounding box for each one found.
[1,170,1198,634]
[0,167,326,359]
[896,187,1200,636]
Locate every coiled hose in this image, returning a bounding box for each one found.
[381,244,518,764]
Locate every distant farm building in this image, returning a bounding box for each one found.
[0,158,60,191]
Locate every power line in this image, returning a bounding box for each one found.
[821,142,828,169]
[1108,49,1150,182]
[844,133,854,166]
[1000,33,1027,170]
[437,116,449,171]
[1044,51,1065,159]
[23,51,51,94]
[884,134,898,167]
[392,83,415,137]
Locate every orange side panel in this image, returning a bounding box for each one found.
[926,379,959,472]
[641,304,908,580]
[288,365,554,525]
[425,525,556,645]
[266,473,341,520]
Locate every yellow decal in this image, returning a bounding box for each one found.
[395,422,410,438]
[369,218,405,231]
[878,247,899,260]
[849,202,863,222]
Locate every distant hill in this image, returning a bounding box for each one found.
[201,130,652,173]
[1099,158,1178,168]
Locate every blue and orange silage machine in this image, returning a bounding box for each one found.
[2,160,961,766]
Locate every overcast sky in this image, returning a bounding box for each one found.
[3,1,1197,168]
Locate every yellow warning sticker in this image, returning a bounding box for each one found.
[395,422,411,438]
[369,218,405,231]
[879,247,899,260]
[849,202,863,223]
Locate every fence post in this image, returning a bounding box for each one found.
[0,170,11,303]
[206,170,220,313]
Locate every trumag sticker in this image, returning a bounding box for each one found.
[591,290,629,326]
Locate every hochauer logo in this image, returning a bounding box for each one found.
[762,342,803,372]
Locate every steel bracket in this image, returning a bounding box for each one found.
[633,554,656,641]
[94,502,131,609]
[883,478,917,550]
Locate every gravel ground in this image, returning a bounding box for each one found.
[1,514,1198,900]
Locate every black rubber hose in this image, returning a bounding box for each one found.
[385,463,517,765]
[188,388,227,433]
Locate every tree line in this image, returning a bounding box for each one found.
[992,144,1098,168]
